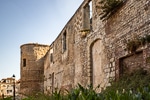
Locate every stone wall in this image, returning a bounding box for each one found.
[18,0,150,94]
[20,43,49,95]
[44,0,150,93]
[93,0,150,79]
[43,0,94,93]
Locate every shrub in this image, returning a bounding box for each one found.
[23,68,150,100]
[126,34,150,53]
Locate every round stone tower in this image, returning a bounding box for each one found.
[20,43,50,96]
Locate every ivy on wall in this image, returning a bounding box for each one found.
[99,0,126,20]
[126,34,150,53]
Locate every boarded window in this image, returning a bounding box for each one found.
[119,51,143,75]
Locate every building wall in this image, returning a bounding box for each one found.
[19,0,150,94]
[92,0,150,79]
[20,43,49,95]
[0,78,16,98]
[44,0,150,93]
[43,47,51,94]
[43,0,91,93]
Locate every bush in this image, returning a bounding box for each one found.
[23,68,150,100]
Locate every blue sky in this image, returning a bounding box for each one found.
[0,0,83,80]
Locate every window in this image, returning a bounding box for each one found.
[50,53,53,62]
[62,31,67,52]
[82,1,92,31]
[89,1,92,19]
[7,90,12,94]
[6,80,9,83]
[89,1,92,30]
[23,59,26,67]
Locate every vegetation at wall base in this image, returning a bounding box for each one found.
[19,68,150,100]
[0,96,12,100]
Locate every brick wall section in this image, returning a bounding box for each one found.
[98,0,145,87]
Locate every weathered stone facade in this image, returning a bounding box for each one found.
[20,43,49,95]
[20,0,150,95]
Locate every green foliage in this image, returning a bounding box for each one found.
[102,68,150,100]
[0,97,12,100]
[67,86,80,100]
[71,84,104,100]
[126,34,150,53]
[126,39,140,53]
[23,68,150,100]
[99,0,125,20]
[22,93,52,100]
[105,68,150,91]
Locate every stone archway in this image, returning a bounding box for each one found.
[90,39,104,88]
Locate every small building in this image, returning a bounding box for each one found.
[0,78,14,98]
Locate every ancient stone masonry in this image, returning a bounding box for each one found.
[20,43,50,95]
[20,0,150,95]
